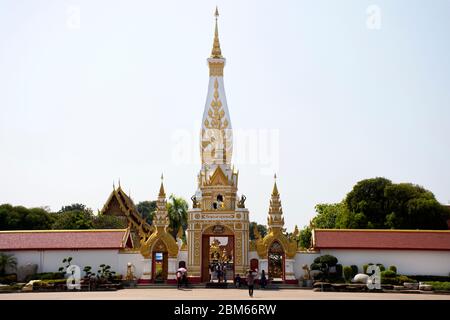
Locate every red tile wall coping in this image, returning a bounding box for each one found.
[313,229,450,251]
[0,229,130,250]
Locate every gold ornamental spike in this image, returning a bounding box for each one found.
[211,7,223,58]
[272,175,279,196]
[159,173,166,197]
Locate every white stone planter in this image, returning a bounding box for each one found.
[403,282,419,290]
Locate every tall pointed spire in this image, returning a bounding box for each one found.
[211,6,222,58]
[267,175,284,231]
[154,173,169,229]
[272,174,279,196]
[159,173,165,197]
[201,6,233,169]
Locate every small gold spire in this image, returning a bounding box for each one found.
[272,174,279,196]
[293,225,299,238]
[159,173,165,197]
[211,6,223,58]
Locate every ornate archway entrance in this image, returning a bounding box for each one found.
[201,225,235,282]
[268,241,284,281]
[152,239,169,282]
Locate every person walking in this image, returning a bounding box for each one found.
[209,264,212,282]
[223,267,227,283]
[176,270,182,289]
[182,270,188,288]
[246,269,255,297]
[234,274,242,288]
[260,270,267,289]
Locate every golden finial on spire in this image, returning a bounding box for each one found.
[293,225,299,238]
[211,6,223,58]
[272,174,279,196]
[215,6,219,18]
[159,173,165,197]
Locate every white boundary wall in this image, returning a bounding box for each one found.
[6,248,450,280]
[7,250,144,279]
[318,249,450,276]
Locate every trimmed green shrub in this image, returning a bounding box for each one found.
[26,272,65,282]
[313,255,338,267]
[343,266,353,282]
[424,282,450,291]
[381,272,417,286]
[335,264,343,277]
[388,266,397,274]
[350,265,358,277]
[363,264,369,274]
[33,279,67,288]
[0,274,17,284]
[381,270,396,278]
[363,263,373,274]
[408,275,450,282]
[310,263,321,271]
[376,264,385,272]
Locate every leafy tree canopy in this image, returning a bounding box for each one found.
[92,215,128,229]
[311,177,449,230]
[167,195,189,239]
[136,200,157,225]
[0,204,54,230]
[249,222,268,240]
[298,225,312,249]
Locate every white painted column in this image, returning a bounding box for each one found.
[168,257,177,280]
[140,259,152,281]
[285,259,296,280]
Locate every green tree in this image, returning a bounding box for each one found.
[92,215,127,229]
[344,177,392,228]
[22,207,54,229]
[59,203,89,213]
[312,202,349,229]
[249,222,268,240]
[136,201,157,225]
[52,210,94,229]
[309,178,449,230]
[0,253,17,275]
[0,204,53,230]
[299,226,312,249]
[167,195,189,239]
[384,183,448,229]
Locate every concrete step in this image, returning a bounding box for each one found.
[135,282,304,290]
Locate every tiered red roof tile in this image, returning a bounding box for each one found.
[313,229,450,251]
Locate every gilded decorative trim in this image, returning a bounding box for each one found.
[209,62,224,76]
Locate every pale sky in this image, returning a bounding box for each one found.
[1,0,449,230]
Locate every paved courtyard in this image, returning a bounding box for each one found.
[1,288,449,300]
